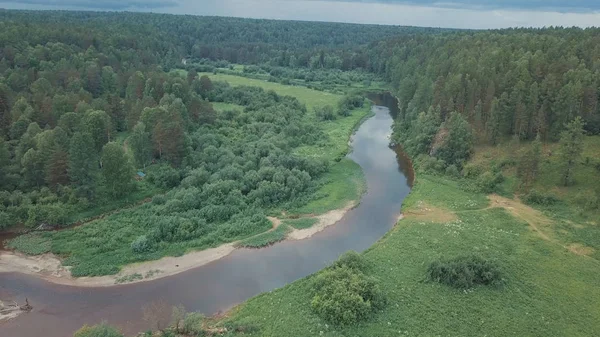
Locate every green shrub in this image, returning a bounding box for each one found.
[182,313,205,335]
[311,265,386,326]
[332,250,366,272]
[418,154,446,174]
[475,170,504,193]
[147,164,181,189]
[315,105,336,121]
[461,162,484,178]
[131,235,152,253]
[445,164,460,178]
[73,323,123,337]
[426,255,504,289]
[523,189,559,206]
[151,194,167,205]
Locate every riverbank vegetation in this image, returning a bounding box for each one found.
[1,12,380,277]
[4,76,370,276]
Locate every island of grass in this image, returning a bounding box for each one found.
[4,73,372,279]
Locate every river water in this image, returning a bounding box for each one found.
[0,93,412,337]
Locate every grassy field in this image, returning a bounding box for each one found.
[199,72,341,110]
[215,174,600,336]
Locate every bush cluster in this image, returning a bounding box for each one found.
[523,189,559,206]
[311,251,386,326]
[426,255,504,289]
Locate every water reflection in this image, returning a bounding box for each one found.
[0,96,412,337]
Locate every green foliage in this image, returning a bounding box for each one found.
[426,255,505,289]
[101,142,134,197]
[558,117,586,186]
[181,313,205,335]
[131,235,152,254]
[337,94,364,116]
[146,164,181,189]
[129,122,152,168]
[523,189,559,206]
[314,105,336,121]
[73,323,123,337]
[69,132,98,200]
[434,112,474,167]
[401,107,441,158]
[6,233,51,255]
[332,250,367,272]
[474,170,505,194]
[311,260,386,326]
[517,133,542,190]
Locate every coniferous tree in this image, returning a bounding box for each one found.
[558,117,585,186]
[69,132,98,199]
[129,122,152,168]
[436,112,474,167]
[101,142,134,198]
[517,133,542,190]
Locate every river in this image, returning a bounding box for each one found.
[0,93,412,337]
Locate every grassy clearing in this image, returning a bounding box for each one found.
[237,225,292,248]
[200,73,340,111]
[217,175,600,336]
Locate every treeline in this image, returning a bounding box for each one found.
[371,28,600,159]
[0,10,440,73]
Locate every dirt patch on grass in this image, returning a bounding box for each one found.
[488,194,553,241]
[267,217,282,230]
[403,201,458,223]
[567,243,596,256]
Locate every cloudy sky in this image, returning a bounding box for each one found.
[1,0,599,29]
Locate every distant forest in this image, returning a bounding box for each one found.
[0,10,599,231]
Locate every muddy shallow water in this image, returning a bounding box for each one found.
[0,94,412,337]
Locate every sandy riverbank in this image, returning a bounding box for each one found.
[0,202,355,288]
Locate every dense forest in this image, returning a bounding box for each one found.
[0,10,383,232]
[372,28,600,156]
[1,9,599,233]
